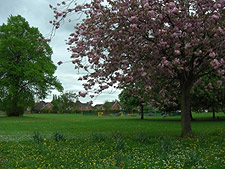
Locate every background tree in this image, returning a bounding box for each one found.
[103,101,113,112]
[52,92,77,113]
[0,15,63,116]
[119,87,147,119]
[53,0,225,137]
[191,75,225,119]
[51,94,61,114]
[119,89,140,113]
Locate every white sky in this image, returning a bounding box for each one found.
[0,0,120,105]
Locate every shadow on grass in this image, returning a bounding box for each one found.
[0,114,43,120]
[191,116,225,122]
[138,118,181,122]
[108,115,225,123]
[99,117,182,123]
[145,117,225,122]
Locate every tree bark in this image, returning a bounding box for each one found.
[212,104,215,119]
[190,108,194,121]
[140,104,144,120]
[7,96,19,116]
[7,93,23,116]
[181,82,193,137]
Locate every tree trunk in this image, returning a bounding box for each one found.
[212,104,215,119]
[7,95,23,116]
[190,108,194,121]
[181,82,193,137]
[6,79,24,116]
[7,97,18,116]
[140,104,144,120]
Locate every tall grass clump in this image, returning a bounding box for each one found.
[33,131,44,144]
[52,131,65,142]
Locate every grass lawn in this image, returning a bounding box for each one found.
[0,113,224,168]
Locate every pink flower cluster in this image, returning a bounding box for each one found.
[50,0,225,104]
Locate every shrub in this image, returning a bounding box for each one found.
[52,131,65,142]
[159,137,173,154]
[33,131,44,144]
[184,152,199,168]
[136,133,151,143]
[92,132,107,142]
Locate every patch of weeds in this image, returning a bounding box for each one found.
[112,133,126,152]
[92,132,107,142]
[115,138,126,151]
[111,131,123,140]
[136,133,151,143]
[114,152,126,167]
[157,137,173,159]
[221,129,225,138]
[33,131,44,144]
[159,137,173,152]
[183,151,199,169]
[98,150,109,159]
[211,129,225,139]
[52,131,65,142]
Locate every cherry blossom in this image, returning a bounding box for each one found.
[57,61,63,65]
[51,0,225,137]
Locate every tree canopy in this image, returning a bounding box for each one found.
[52,0,225,137]
[119,86,148,119]
[119,88,142,112]
[0,15,63,116]
[191,74,225,117]
[51,92,77,113]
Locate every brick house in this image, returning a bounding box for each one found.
[95,100,122,111]
[75,102,93,111]
[94,104,104,110]
[32,101,53,113]
[111,100,122,110]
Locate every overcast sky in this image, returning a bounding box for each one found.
[0,0,120,105]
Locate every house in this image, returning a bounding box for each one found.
[75,102,93,111]
[104,100,122,110]
[111,100,122,110]
[24,110,31,114]
[24,107,31,114]
[95,100,122,111]
[0,110,5,114]
[44,103,54,110]
[94,104,104,110]
[32,101,53,113]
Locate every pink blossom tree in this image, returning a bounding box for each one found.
[52,0,225,137]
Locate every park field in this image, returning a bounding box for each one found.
[0,113,224,168]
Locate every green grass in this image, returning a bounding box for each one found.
[0,113,224,168]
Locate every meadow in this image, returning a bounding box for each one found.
[0,113,224,168]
